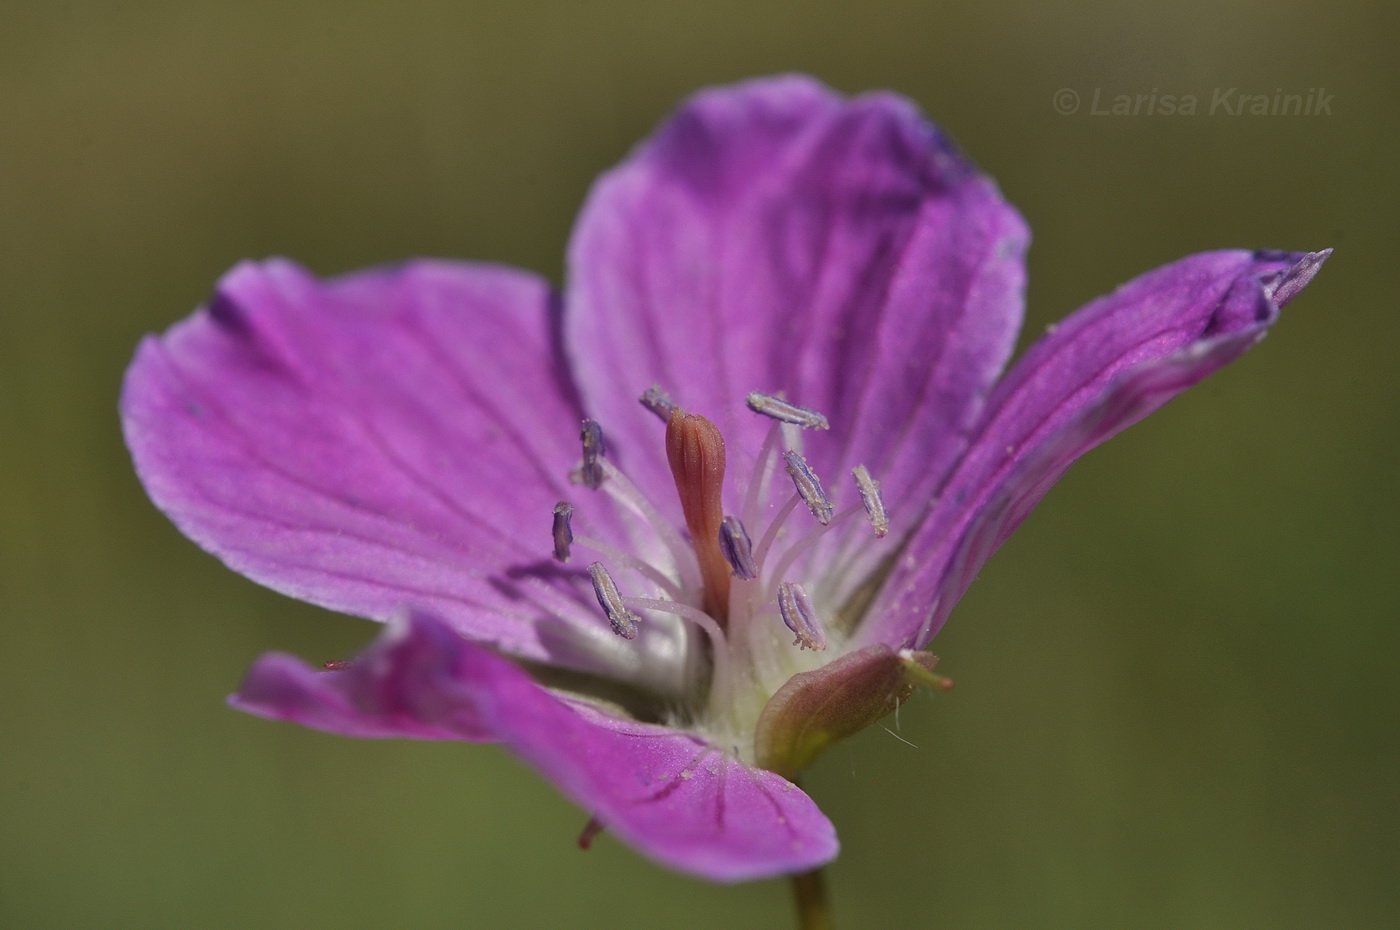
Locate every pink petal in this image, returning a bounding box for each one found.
[464,646,839,882]
[122,258,636,677]
[565,74,1028,583]
[232,613,839,882]
[231,612,494,741]
[860,249,1330,649]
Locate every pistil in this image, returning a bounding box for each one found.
[665,411,731,623]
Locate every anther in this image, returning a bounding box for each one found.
[586,562,640,639]
[745,392,830,430]
[577,816,606,850]
[783,450,834,525]
[718,515,758,580]
[852,465,889,538]
[578,419,606,489]
[666,411,732,622]
[640,385,677,421]
[777,581,828,651]
[551,501,574,562]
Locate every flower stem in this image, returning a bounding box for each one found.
[789,867,833,930]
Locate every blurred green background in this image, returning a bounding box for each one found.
[2,1,1394,927]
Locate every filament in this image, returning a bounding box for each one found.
[573,534,684,602]
[597,459,700,590]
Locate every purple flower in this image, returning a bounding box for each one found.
[120,75,1328,883]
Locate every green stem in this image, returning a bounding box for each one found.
[790,867,833,930]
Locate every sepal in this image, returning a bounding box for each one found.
[754,645,943,777]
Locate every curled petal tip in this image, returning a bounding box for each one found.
[1268,248,1332,307]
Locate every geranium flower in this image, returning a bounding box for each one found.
[120,75,1328,885]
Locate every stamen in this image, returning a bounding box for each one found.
[596,459,701,591]
[746,392,830,430]
[640,385,677,421]
[764,502,863,601]
[621,596,732,688]
[783,450,833,525]
[852,465,889,538]
[741,419,783,530]
[578,419,606,489]
[780,421,805,457]
[777,582,828,651]
[718,515,758,580]
[573,533,684,602]
[622,597,728,654]
[586,562,641,639]
[666,411,731,622]
[551,501,574,561]
[753,492,804,571]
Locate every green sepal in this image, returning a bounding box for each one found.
[753,645,944,778]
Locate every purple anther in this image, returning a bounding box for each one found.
[586,562,640,639]
[745,392,830,430]
[551,501,575,562]
[778,581,827,651]
[579,419,606,489]
[640,385,678,421]
[852,465,889,538]
[783,450,833,525]
[718,515,758,580]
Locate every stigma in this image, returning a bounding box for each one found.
[665,410,731,623]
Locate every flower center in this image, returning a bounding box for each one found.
[552,389,891,752]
